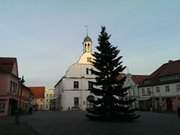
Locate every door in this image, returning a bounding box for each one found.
[74,97,79,107]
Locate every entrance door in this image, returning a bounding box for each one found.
[9,99,17,115]
[74,97,79,107]
[166,98,173,111]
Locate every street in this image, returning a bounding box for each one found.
[21,111,180,135]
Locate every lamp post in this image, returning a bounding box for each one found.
[19,76,25,111]
[15,76,25,124]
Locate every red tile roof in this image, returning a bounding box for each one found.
[0,57,17,73]
[131,75,148,85]
[149,60,180,79]
[29,86,45,98]
[140,60,180,86]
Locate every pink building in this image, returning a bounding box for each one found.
[0,57,21,117]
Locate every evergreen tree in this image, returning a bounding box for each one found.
[86,26,140,121]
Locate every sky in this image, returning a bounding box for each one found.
[0,0,180,88]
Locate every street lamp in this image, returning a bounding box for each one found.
[19,76,25,111]
[15,76,25,124]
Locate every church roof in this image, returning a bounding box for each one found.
[84,35,92,42]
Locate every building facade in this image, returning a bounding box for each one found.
[44,88,55,110]
[139,60,180,112]
[123,74,147,109]
[20,85,33,113]
[29,86,45,111]
[0,58,19,116]
[0,57,32,117]
[55,35,96,111]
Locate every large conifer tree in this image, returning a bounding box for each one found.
[86,26,140,121]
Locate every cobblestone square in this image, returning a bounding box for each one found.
[20,111,180,135]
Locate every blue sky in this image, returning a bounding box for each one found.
[0,0,180,87]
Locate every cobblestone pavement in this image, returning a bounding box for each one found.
[0,116,37,135]
[21,111,180,135]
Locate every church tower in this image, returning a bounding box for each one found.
[78,35,94,64]
[83,35,92,53]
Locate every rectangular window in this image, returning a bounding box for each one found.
[10,81,17,94]
[156,87,160,93]
[90,68,94,75]
[147,88,151,95]
[74,97,79,107]
[86,68,89,75]
[176,84,180,91]
[0,103,5,113]
[165,85,170,92]
[13,82,17,93]
[74,81,79,88]
[142,88,145,96]
[88,81,93,89]
[10,81,13,92]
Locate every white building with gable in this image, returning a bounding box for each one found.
[54,35,96,111]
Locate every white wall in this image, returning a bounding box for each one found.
[55,63,96,111]
[124,75,139,97]
[61,90,90,111]
[139,82,180,98]
[54,37,97,111]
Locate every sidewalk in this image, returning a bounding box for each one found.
[0,116,38,135]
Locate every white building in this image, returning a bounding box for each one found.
[44,88,55,110]
[123,74,147,108]
[55,35,96,111]
[138,60,180,112]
